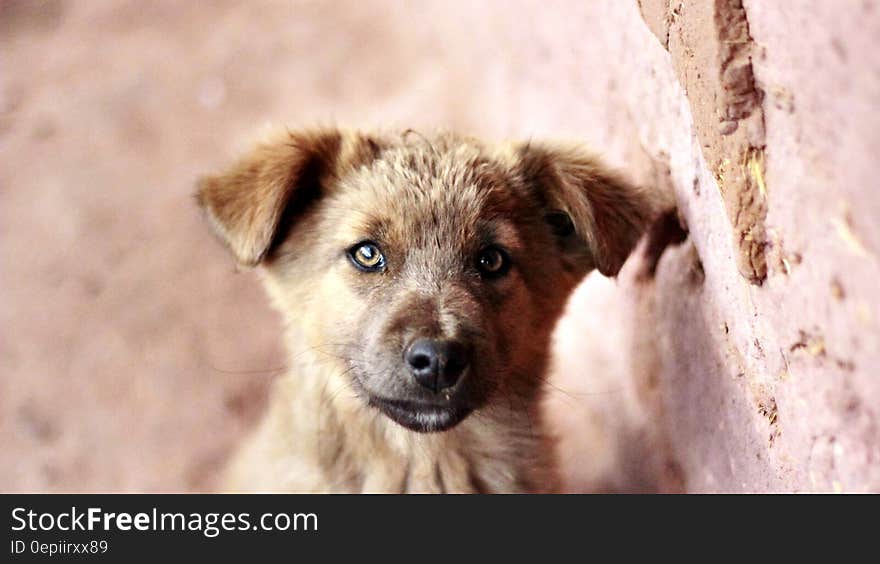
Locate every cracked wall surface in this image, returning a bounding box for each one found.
[2,1,878,492]
[666,0,769,284]
[551,0,880,492]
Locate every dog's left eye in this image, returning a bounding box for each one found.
[476,246,510,278]
[348,242,386,271]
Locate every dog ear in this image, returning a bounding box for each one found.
[196,129,381,266]
[515,142,656,276]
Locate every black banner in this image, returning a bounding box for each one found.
[0,494,866,560]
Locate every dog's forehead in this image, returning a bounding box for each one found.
[333,141,525,248]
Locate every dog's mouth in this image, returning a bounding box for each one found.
[367,396,473,433]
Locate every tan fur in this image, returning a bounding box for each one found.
[197,128,655,493]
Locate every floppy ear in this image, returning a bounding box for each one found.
[196,129,380,266]
[516,142,656,276]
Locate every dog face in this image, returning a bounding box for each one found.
[198,129,653,433]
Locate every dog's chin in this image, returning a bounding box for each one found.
[368,397,472,433]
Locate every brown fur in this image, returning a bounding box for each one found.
[197,128,655,493]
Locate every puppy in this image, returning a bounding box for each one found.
[197,129,654,493]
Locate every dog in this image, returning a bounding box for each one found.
[197,128,654,493]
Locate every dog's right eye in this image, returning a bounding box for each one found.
[348,242,386,272]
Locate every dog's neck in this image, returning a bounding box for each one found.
[278,337,559,493]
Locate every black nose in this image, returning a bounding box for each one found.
[405,338,469,392]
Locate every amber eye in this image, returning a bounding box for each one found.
[476,246,510,278]
[348,242,385,271]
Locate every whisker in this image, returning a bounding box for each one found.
[206,363,288,376]
[531,371,625,400]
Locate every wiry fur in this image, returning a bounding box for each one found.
[197,128,655,493]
